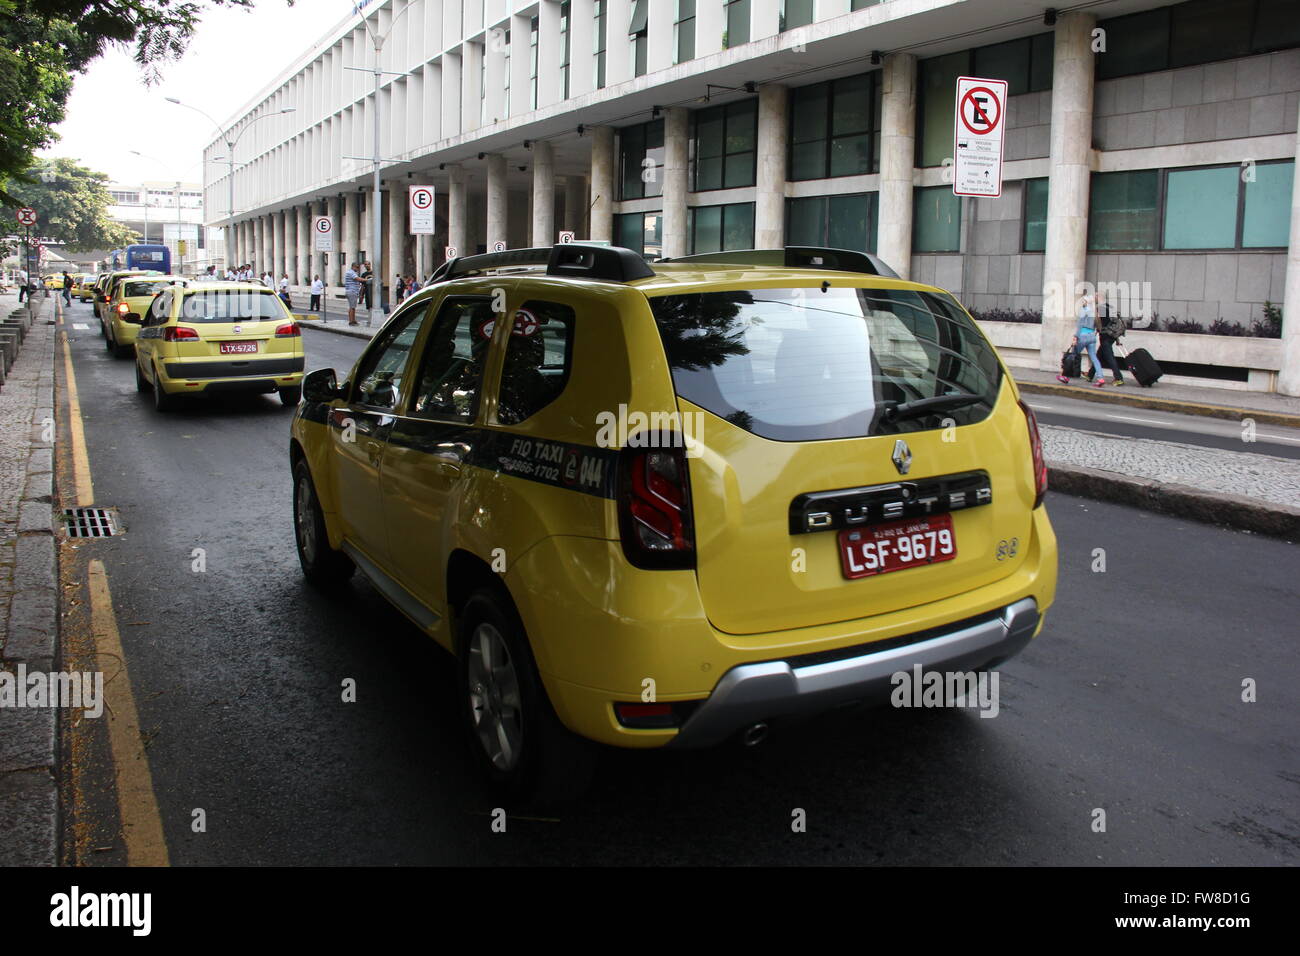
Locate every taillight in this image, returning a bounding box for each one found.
[275,322,300,338]
[1019,399,1047,509]
[163,326,200,342]
[116,302,129,314]
[617,440,695,570]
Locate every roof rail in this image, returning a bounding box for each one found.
[427,243,655,285]
[659,246,900,279]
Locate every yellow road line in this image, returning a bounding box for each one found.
[87,560,170,867]
[59,332,94,507]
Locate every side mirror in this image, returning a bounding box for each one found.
[303,367,343,403]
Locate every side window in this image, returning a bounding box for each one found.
[146,292,171,326]
[497,300,576,426]
[351,303,429,409]
[409,298,494,420]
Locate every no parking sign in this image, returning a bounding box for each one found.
[953,76,1007,198]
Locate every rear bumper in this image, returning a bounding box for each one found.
[666,597,1039,748]
[165,357,305,379]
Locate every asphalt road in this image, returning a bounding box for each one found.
[59,300,1300,865]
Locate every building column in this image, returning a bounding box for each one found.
[565,175,587,237]
[387,181,407,289]
[662,108,689,258]
[344,192,361,272]
[486,154,508,250]
[256,215,269,274]
[755,85,789,250]
[1279,100,1300,396]
[448,164,468,258]
[272,210,285,280]
[589,126,614,243]
[239,221,250,268]
[285,206,298,283]
[532,141,556,246]
[297,205,311,286]
[878,54,917,278]
[361,190,374,266]
[1039,12,1096,372]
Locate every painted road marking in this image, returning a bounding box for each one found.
[59,333,94,507]
[87,561,171,867]
[72,322,89,330]
[1110,415,1170,426]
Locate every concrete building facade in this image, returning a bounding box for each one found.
[204,0,1300,392]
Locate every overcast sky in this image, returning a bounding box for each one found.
[41,0,356,186]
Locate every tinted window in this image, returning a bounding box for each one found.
[178,290,288,322]
[648,287,1002,441]
[352,305,427,409]
[124,281,170,297]
[410,299,493,420]
[497,301,575,425]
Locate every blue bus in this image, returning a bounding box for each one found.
[124,244,171,274]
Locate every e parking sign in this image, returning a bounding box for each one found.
[313,216,334,252]
[409,185,435,235]
[953,76,1007,198]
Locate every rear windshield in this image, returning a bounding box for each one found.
[179,290,286,322]
[123,281,169,297]
[648,286,1002,441]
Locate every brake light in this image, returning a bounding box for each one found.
[1019,399,1048,508]
[617,440,695,570]
[116,302,129,314]
[163,326,200,342]
[275,322,300,338]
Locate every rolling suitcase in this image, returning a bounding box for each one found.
[1121,346,1162,387]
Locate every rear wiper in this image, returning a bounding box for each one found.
[882,392,985,423]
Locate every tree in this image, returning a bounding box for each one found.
[0,1,287,192]
[8,157,138,252]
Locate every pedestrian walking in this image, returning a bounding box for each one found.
[279,273,292,308]
[395,273,406,305]
[360,261,373,311]
[344,262,362,325]
[61,271,72,306]
[310,275,324,312]
[1057,293,1107,388]
[16,268,28,303]
[1085,291,1126,386]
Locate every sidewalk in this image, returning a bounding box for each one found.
[1014,366,1300,428]
[0,292,60,866]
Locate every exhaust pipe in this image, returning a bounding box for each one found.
[741,722,769,748]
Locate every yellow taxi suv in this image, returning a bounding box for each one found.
[289,244,1057,800]
[104,275,188,358]
[134,282,305,412]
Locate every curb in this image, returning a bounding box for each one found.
[1018,380,1300,429]
[301,321,374,341]
[1048,462,1300,540]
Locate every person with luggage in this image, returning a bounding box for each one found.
[1085,291,1125,386]
[1057,293,1107,388]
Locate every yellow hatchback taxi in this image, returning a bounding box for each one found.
[134,282,305,411]
[105,275,188,357]
[289,244,1058,800]
[74,274,97,302]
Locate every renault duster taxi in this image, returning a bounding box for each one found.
[288,244,1057,800]
[134,281,305,411]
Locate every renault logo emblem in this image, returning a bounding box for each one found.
[892,439,912,475]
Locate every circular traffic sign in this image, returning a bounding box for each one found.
[558,231,575,244]
[492,241,507,253]
[16,207,37,226]
[411,187,434,210]
[445,245,457,259]
[512,308,539,337]
[959,87,1002,135]
[315,217,333,233]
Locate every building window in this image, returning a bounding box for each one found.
[503,29,511,112]
[676,0,695,64]
[913,186,961,253]
[1096,0,1300,81]
[530,17,539,110]
[560,1,571,99]
[618,120,665,200]
[1163,166,1239,249]
[1022,179,1049,252]
[594,0,607,89]
[1243,160,1295,247]
[689,203,755,253]
[630,0,648,77]
[724,0,749,48]
[615,211,663,258]
[692,100,757,191]
[1087,170,1161,250]
[781,0,814,31]
[851,0,878,8]
[785,193,878,253]
[789,72,880,181]
[917,34,1053,167]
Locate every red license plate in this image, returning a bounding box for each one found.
[219,341,258,354]
[838,514,957,580]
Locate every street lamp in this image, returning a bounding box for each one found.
[131,150,191,269]
[164,97,296,270]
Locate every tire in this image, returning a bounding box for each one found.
[279,385,302,406]
[104,326,114,351]
[152,364,177,412]
[457,587,595,805]
[135,357,150,393]
[292,459,353,588]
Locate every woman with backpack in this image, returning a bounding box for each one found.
[1057,293,1107,388]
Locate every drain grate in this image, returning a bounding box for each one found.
[62,507,119,538]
